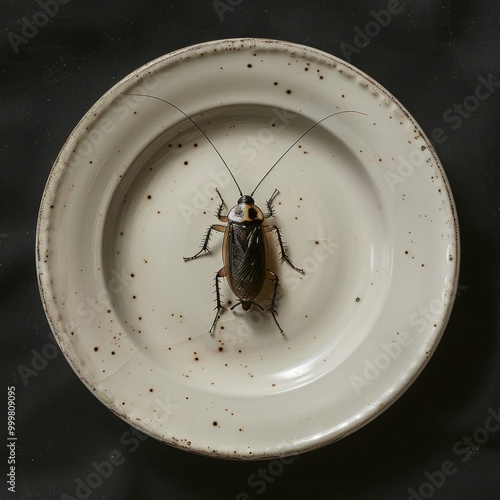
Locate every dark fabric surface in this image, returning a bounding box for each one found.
[1,1,499,499]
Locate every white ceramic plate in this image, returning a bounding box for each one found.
[37,38,459,459]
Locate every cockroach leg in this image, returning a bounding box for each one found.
[210,267,227,334]
[265,225,304,273]
[264,189,279,218]
[214,188,228,222]
[266,269,283,334]
[183,224,226,261]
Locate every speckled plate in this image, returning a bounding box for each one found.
[36,38,459,459]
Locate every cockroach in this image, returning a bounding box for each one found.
[125,93,365,334]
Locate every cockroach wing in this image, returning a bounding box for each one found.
[225,223,268,302]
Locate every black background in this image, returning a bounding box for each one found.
[1,0,500,499]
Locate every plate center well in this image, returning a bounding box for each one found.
[101,103,390,396]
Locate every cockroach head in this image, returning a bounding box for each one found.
[238,195,255,205]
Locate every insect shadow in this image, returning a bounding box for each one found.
[124,93,366,335]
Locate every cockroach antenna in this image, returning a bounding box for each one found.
[122,93,243,197]
[250,109,368,197]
